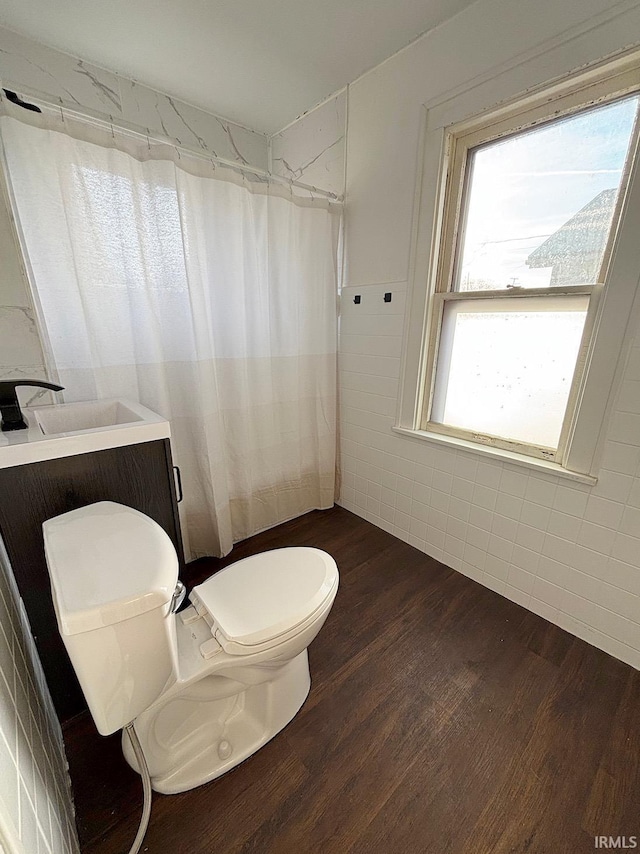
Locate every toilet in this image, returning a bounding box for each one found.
[42,501,338,794]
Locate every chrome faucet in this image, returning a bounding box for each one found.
[0,380,64,432]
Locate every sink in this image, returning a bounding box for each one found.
[0,399,170,469]
[34,400,145,436]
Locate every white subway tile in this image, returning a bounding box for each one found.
[472,484,498,510]
[448,497,470,522]
[430,489,450,513]
[600,440,640,474]
[452,477,474,501]
[367,481,382,501]
[532,577,564,608]
[608,411,640,445]
[467,525,490,551]
[508,565,535,594]
[577,521,616,555]
[542,534,576,566]
[628,479,640,509]
[411,500,429,524]
[494,493,523,521]
[611,532,640,565]
[463,542,487,571]
[553,486,588,518]
[511,545,540,575]
[583,496,624,530]
[606,558,640,595]
[395,493,412,515]
[432,470,453,494]
[491,514,518,541]
[546,511,582,541]
[619,505,640,537]
[520,501,551,531]
[593,470,634,503]
[468,505,493,531]
[446,516,467,540]
[453,455,478,481]
[525,476,557,506]
[500,470,528,498]
[591,606,640,647]
[396,476,414,497]
[488,534,514,562]
[412,482,430,505]
[485,556,510,581]
[366,496,381,517]
[537,556,571,587]
[476,462,503,489]
[444,534,465,559]
[515,523,545,552]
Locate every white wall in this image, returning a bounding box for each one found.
[0,537,79,854]
[336,0,640,667]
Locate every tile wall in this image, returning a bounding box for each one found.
[0,537,79,853]
[338,280,640,669]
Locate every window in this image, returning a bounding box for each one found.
[398,53,640,478]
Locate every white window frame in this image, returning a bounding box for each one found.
[396,50,640,482]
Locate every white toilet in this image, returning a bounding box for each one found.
[42,501,338,794]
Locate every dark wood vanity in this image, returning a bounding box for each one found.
[0,439,184,722]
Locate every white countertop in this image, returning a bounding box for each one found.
[0,399,171,469]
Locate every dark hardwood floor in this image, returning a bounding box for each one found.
[63,506,640,853]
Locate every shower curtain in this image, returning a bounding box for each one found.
[0,112,340,558]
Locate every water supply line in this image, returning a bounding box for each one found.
[124,722,152,854]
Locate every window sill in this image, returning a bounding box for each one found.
[391,426,597,485]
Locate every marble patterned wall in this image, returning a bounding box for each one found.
[0,25,269,398]
[0,28,268,171]
[270,90,347,197]
[0,187,52,409]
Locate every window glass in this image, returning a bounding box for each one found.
[455,96,639,292]
[431,295,590,448]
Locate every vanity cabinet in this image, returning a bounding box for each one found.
[0,439,184,722]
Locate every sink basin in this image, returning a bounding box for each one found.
[34,400,145,436]
[0,399,170,469]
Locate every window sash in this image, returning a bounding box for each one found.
[418,66,640,466]
[421,285,601,461]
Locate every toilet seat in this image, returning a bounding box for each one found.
[190,547,338,655]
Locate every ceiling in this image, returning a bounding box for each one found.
[0,0,477,134]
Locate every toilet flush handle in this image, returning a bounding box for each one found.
[170,581,187,613]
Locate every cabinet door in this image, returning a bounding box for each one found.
[0,439,184,722]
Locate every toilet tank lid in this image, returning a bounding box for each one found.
[43,501,179,636]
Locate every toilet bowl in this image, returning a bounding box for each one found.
[42,501,338,794]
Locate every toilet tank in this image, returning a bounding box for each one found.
[43,501,179,735]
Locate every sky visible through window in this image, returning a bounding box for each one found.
[456,95,640,291]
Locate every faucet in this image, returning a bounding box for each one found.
[0,380,64,432]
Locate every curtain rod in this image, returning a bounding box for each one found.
[4,92,343,203]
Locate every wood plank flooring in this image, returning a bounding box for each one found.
[62,506,640,853]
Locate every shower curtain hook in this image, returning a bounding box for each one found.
[59,105,65,124]
[146,128,151,151]
[109,117,115,138]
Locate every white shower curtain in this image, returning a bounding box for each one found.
[1,113,340,558]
